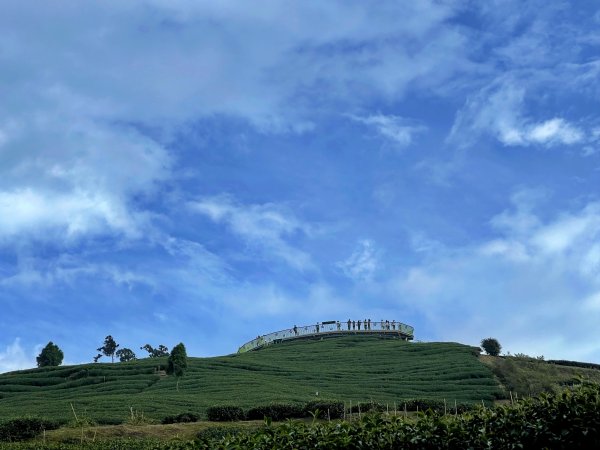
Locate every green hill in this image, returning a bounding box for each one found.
[0,337,501,424]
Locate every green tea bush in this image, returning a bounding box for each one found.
[206,406,246,422]
[161,412,201,424]
[246,403,303,421]
[0,417,60,442]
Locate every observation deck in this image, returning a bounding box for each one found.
[237,320,414,353]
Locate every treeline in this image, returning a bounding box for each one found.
[548,359,600,371]
[36,336,177,368]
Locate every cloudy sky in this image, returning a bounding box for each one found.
[2,1,600,372]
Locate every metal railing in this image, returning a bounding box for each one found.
[237,320,414,353]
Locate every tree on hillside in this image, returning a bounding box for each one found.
[97,335,119,363]
[93,353,103,363]
[140,344,169,358]
[36,342,64,367]
[115,348,137,362]
[167,342,188,390]
[481,338,502,356]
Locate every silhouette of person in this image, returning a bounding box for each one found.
[347,319,351,330]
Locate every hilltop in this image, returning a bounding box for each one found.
[0,337,499,424]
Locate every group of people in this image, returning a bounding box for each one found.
[291,320,402,336]
[344,319,399,331]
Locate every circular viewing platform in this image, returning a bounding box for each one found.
[238,320,414,353]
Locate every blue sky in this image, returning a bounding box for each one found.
[2,1,600,372]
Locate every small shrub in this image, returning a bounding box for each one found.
[162,412,201,424]
[206,406,246,422]
[0,417,59,442]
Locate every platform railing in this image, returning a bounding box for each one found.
[237,320,414,353]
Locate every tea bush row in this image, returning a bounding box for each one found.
[207,383,600,449]
[348,399,474,414]
[206,401,344,422]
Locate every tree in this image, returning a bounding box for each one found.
[36,342,64,367]
[115,348,137,362]
[97,335,119,363]
[481,337,502,356]
[140,344,169,358]
[93,353,103,363]
[167,343,188,390]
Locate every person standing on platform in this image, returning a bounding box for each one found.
[293,325,298,335]
[347,319,351,330]
[357,320,361,330]
[336,321,341,331]
[391,320,396,330]
[316,323,320,333]
[352,320,356,330]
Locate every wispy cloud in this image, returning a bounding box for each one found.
[350,114,426,148]
[338,239,379,281]
[189,195,313,271]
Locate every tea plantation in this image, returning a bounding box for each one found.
[0,337,501,424]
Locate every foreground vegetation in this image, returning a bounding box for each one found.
[1,381,599,449]
[0,337,501,423]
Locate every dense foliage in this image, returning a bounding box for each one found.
[481,337,501,356]
[36,342,64,368]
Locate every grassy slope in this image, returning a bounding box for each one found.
[480,355,600,397]
[0,337,501,423]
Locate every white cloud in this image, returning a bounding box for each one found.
[190,195,313,271]
[527,118,584,145]
[338,239,379,281]
[351,114,425,148]
[0,338,34,374]
[450,80,586,148]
